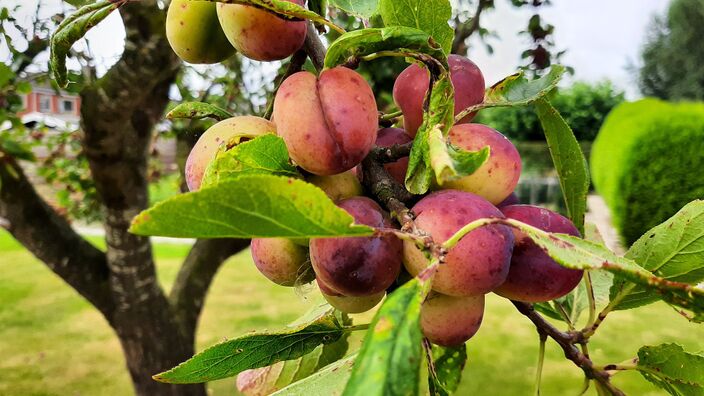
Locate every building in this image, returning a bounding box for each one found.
[18,84,81,129]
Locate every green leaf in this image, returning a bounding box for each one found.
[612,200,704,311]
[535,98,590,234]
[637,344,704,396]
[0,136,36,162]
[201,0,344,34]
[378,0,454,53]
[308,0,328,18]
[272,354,357,396]
[166,102,232,121]
[153,305,344,384]
[202,135,300,187]
[0,62,14,87]
[237,307,351,395]
[324,27,447,69]
[328,0,378,18]
[485,66,564,106]
[130,174,374,239]
[342,272,434,396]
[50,0,122,88]
[429,344,467,396]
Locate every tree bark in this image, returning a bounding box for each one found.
[79,2,204,394]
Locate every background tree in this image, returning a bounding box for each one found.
[637,0,704,100]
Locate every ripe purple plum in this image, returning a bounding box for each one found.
[376,127,411,184]
[498,192,520,208]
[403,190,514,296]
[310,197,402,297]
[308,170,363,202]
[393,54,485,137]
[216,0,306,61]
[251,238,313,287]
[166,0,235,64]
[441,124,522,205]
[317,279,384,314]
[495,205,583,303]
[184,116,275,191]
[273,67,378,175]
[421,292,485,347]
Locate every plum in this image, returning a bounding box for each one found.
[185,116,275,191]
[498,192,520,208]
[403,190,514,296]
[317,279,384,314]
[441,124,522,205]
[273,67,378,175]
[216,0,306,61]
[421,292,485,347]
[166,0,235,64]
[393,54,485,137]
[375,127,411,184]
[308,170,363,202]
[310,197,402,296]
[251,238,313,287]
[495,205,583,303]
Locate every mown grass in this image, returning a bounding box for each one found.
[0,231,701,395]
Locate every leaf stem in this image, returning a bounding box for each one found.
[342,324,371,332]
[584,272,597,327]
[534,332,547,396]
[582,284,635,338]
[442,218,499,249]
[379,110,403,122]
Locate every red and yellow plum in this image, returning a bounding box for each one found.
[251,238,313,287]
[216,0,306,61]
[273,67,378,175]
[393,54,485,137]
[403,190,514,296]
[166,0,235,64]
[495,205,583,303]
[317,279,384,314]
[185,116,275,191]
[421,292,485,346]
[308,170,363,202]
[442,124,522,205]
[310,197,402,296]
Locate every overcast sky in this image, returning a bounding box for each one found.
[2,0,669,98]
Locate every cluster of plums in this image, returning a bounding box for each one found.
[175,8,583,347]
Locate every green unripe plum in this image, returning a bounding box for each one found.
[185,116,275,191]
[308,170,364,202]
[216,0,306,61]
[403,190,514,296]
[273,67,378,175]
[441,124,522,205]
[166,0,235,64]
[317,279,384,314]
[421,292,484,347]
[251,238,314,287]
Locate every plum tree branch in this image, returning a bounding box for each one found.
[511,301,625,396]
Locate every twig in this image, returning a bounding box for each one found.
[512,301,626,396]
[263,50,308,119]
[303,23,326,71]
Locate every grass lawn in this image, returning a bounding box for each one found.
[0,230,701,395]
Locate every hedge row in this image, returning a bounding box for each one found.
[591,98,704,245]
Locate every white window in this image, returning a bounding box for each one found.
[61,99,74,113]
[39,95,51,113]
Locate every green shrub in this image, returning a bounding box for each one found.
[591,98,704,245]
[477,81,625,141]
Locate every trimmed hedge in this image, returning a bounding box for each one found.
[591,98,704,245]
